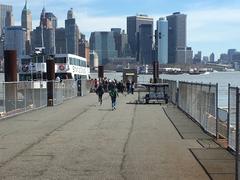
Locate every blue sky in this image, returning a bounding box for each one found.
[2,0,240,59]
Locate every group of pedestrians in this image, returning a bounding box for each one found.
[94,79,135,111]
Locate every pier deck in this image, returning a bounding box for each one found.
[0,93,234,179]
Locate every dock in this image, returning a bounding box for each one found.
[0,93,234,180]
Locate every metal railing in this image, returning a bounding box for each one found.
[228,86,238,151]
[0,79,91,119]
[178,81,218,136]
[162,79,177,104]
[228,86,240,180]
[1,81,47,118]
[161,79,240,179]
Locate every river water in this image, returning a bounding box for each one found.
[90,71,240,108]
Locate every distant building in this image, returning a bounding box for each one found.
[31,8,56,55]
[175,47,193,64]
[232,52,240,62]
[157,18,168,64]
[127,15,153,58]
[139,24,153,65]
[5,11,14,27]
[202,56,209,64]
[0,4,12,35]
[45,12,57,29]
[90,31,117,65]
[167,12,188,64]
[21,0,32,55]
[32,26,55,55]
[121,30,130,57]
[65,8,79,55]
[210,53,215,63]
[4,26,26,59]
[111,28,122,57]
[0,4,13,59]
[193,51,202,64]
[228,49,236,62]
[220,53,228,64]
[55,28,66,54]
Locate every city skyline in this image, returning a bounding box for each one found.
[1,0,240,59]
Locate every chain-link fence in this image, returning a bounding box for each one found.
[178,81,218,136]
[0,81,47,118]
[228,86,240,180]
[228,86,238,150]
[0,79,91,119]
[217,108,228,139]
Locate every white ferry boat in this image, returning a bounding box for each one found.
[19,54,90,81]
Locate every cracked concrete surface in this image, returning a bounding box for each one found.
[0,93,209,180]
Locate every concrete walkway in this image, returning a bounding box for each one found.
[0,93,210,179]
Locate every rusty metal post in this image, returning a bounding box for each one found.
[46,58,55,106]
[4,50,17,82]
[4,50,17,112]
[153,61,159,83]
[98,65,104,82]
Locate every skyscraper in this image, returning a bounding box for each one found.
[228,49,236,62]
[31,8,55,55]
[120,30,129,57]
[157,18,168,64]
[111,28,122,57]
[139,24,153,65]
[167,12,188,64]
[79,33,86,57]
[4,26,26,59]
[90,31,117,65]
[193,51,202,64]
[65,8,79,55]
[45,12,57,29]
[5,11,14,27]
[21,0,32,55]
[127,15,153,58]
[55,28,66,54]
[0,4,12,35]
[210,53,215,63]
[21,0,32,40]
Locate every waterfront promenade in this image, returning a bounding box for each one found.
[0,93,233,179]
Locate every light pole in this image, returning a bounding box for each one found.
[0,33,5,72]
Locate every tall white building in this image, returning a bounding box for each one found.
[4,26,26,59]
[157,18,168,64]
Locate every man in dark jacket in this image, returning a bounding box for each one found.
[96,84,104,105]
[109,87,118,110]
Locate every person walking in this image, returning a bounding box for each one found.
[109,87,118,110]
[131,81,135,94]
[126,80,130,94]
[96,83,104,105]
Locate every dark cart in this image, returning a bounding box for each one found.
[137,83,169,104]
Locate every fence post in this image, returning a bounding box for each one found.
[235,87,239,180]
[216,83,219,139]
[227,84,230,143]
